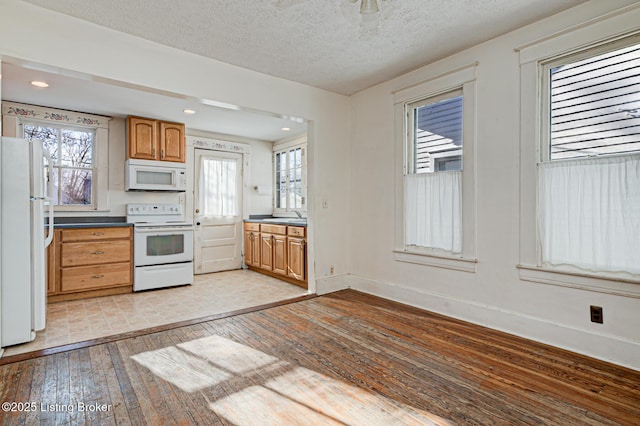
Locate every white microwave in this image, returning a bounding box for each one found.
[125,159,187,192]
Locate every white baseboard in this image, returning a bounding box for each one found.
[349,274,640,372]
[314,273,351,295]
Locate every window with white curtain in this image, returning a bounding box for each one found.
[199,157,238,216]
[404,90,463,254]
[538,37,640,276]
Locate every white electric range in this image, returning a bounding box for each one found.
[127,203,194,291]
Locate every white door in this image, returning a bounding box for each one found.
[194,149,243,274]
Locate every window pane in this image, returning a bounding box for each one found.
[273,144,306,212]
[24,121,96,208]
[24,124,59,163]
[49,168,60,205]
[199,157,238,216]
[549,42,640,160]
[280,187,287,210]
[413,95,463,173]
[61,129,93,167]
[60,169,92,205]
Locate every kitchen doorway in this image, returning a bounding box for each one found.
[193,149,244,274]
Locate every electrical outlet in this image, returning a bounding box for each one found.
[329,265,334,275]
[590,305,603,324]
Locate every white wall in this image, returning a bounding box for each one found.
[348,0,640,370]
[0,0,351,292]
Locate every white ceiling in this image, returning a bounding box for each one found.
[3,0,586,141]
[21,0,587,95]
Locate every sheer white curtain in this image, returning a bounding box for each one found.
[405,171,462,253]
[199,157,238,216]
[538,155,640,274]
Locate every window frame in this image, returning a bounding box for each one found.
[272,137,307,215]
[393,64,478,270]
[23,121,97,208]
[2,101,110,212]
[516,7,640,290]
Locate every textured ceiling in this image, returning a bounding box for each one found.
[22,0,587,95]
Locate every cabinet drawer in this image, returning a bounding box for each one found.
[244,222,260,232]
[61,227,132,242]
[61,262,131,293]
[61,240,131,267]
[287,226,306,237]
[260,224,286,235]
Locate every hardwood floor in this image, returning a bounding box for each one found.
[1,290,638,425]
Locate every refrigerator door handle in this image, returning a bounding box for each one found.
[43,149,54,248]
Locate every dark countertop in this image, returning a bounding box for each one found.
[244,217,307,227]
[53,222,134,229]
[46,216,133,229]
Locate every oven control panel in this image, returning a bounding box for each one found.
[126,203,185,224]
[127,203,182,216]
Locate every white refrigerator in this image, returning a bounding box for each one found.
[1,137,54,347]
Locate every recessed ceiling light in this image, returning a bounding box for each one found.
[281,127,291,131]
[30,80,49,88]
[183,109,196,114]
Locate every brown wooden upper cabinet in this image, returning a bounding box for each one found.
[127,116,186,163]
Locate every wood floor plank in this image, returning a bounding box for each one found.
[106,341,144,425]
[0,361,22,425]
[54,352,71,425]
[77,347,98,425]
[88,345,117,425]
[162,326,226,425]
[66,350,87,426]
[0,289,638,425]
[119,336,169,425]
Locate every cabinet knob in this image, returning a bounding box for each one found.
[93,232,105,236]
[91,251,105,255]
[92,274,105,279]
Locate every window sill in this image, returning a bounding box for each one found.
[517,265,640,298]
[394,250,477,273]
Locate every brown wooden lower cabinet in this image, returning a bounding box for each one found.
[244,222,307,289]
[48,226,133,302]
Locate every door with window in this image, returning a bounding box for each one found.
[194,149,243,274]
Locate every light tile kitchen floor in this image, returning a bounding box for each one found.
[2,269,309,357]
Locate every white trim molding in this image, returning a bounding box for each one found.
[315,273,351,295]
[393,63,478,266]
[517,265,640,299]
[394,250,477,273]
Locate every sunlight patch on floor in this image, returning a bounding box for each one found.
[131,346,231,393]
[132,334,454,425]
[178,335,279,374]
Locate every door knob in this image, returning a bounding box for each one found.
[195,209,200,214]
[196,222,201,226]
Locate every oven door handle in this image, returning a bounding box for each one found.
[134,226,194,234]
